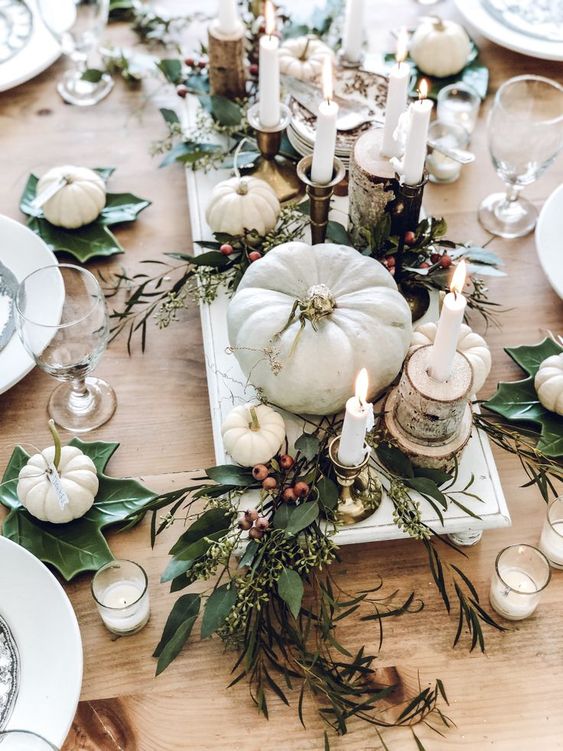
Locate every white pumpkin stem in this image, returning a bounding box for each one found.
[300,36,312,61]
[432,16,446,31]
[48,419,62,470]
[248,406,261,431]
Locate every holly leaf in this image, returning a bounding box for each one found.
[484,339,563,458]
[0,439,157,580]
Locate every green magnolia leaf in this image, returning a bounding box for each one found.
[484,338,563,458]
[27,217,124,262]
[295,433,320,461]
[376,444,414,478]
[99,192,151,225]
[285,501,319,536]
[206,465,254,486]
[157,58,183,84]
[325,220,352,245]
[316,476,339,512]
[154,593,201,675]
[201,583,238,638]
[0,439,157,581]
[277,567,304,619]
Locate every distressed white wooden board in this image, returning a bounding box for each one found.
[182,95,511,544]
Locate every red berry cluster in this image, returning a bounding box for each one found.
[184,56,207,71]
[238,508,270,539]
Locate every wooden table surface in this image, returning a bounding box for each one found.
[1,2,562,749]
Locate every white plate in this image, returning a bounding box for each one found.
[0,214,59,395]
[536,183,563,299]
[0,536,82,747]
[0,0,60,93]
[454,0,563,61]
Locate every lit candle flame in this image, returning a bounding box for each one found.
[355,368,369,405]
[418,78,428,101]
[264,0,275,37]
[450,260,467,295]
[321,55,333,103]
[396,27,409,64]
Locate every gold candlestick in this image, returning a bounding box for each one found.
[246,103,303,203]
[328,436,382,525]
[296,155,346,245]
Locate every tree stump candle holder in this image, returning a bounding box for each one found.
[382,344,473,472]
[208,21,247,100]
[246,103,303,203]
[328,436,382,525]
[296,155,346,244]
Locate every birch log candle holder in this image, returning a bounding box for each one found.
[208,20,247,100]
[328,437,382,525]
[297,155,346,244]
[383,344,473,471]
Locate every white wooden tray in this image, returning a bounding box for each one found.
[182,96,511,544]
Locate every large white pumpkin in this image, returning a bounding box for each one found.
[37,165,106,229]
[534,353,563,416]
[17,445,99,524]
[205,176,280,237]
[409,18,471,78]
[227,242,412,415]
[279,36,334,82]
[409,321,491,394]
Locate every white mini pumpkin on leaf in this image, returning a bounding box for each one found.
[17,421,99,524]
[410,321,491,394]
[534,353,563,416]
[409,17,472,78]
[37,165,107,229]
[279,36,334,82]
[205,176,280,237]
[221,404,286,467]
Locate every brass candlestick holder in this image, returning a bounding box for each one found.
[246,103,303,203]
[328,436,382,525]
[296,155,346,245]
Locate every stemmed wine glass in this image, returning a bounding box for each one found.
[479,75,563,238]
[15,264,117,433]
[36,0,113,106]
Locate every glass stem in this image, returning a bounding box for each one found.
[69,377,94,414]
[503,183,522,206]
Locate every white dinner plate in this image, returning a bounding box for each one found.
[536,183,563,300]
[0,536,82,747]
[454,0,563,61]
[0,215,59,395]
[0,0,60,93]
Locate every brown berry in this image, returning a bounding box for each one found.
[249,526,263,540]
[283,487,297,503]
[176,84,189,98]
[293,481,310,498]
[197,59,207,69]
[249,63,259,75]
[419,262,430,269]
[386,255,396,267]
[184,56,195,67]
[238,516,252,531]
[244,508,259,522]
[262,477,277,491]
[220,243,233,256]
[430,252,441,264]
[279,454,294,470]
[248,251,262,262]
[440,254,452,269]
[252,464,269,481]
[255,517,270,531]
[404,231,416,246]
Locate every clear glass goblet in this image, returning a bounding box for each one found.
[479,75,563,239]
[37,0,113,106]
[0,730,58,750]
[15,264,117,433]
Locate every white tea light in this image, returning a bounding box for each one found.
[92,560,150,636]
[539,496,563,569]
[338,368,374,467]
[311,57,339,185]
[489,545,551,621]
[258,1,281,128]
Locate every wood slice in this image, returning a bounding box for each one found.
[348,128,398,245]
[208,22,246,100]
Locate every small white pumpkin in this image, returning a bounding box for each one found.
[409,17,471,78]
[409,321,491,394]
[17,422,99,524]
[228,242,412,415]
[205,176,280,237]
[279,36,334,82]
[221,404,286,466]
[37,165,106,229]
[534,353,563,415]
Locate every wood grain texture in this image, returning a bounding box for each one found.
[0,1,562,749]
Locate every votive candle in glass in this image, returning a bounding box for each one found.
[426,120,469,184]
[92,560,150,635]
[489,544,551,621]
[437,82,481,136]
[539,496,563,569]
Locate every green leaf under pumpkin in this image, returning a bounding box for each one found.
[0,438,157,581]
[484,338,563,458]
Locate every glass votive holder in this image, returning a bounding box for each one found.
[0,730,58,749]
[91,560,150,636]
[426,120,470,184]
[539,496,563,569]
[437,82,481,136]
[489,544,551,621]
